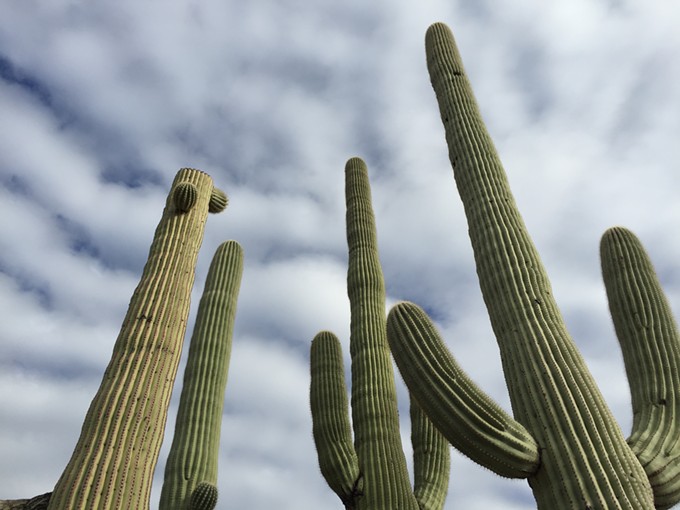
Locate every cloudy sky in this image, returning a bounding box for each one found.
[1,1,679,509]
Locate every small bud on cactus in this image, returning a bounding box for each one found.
[209,187,228,213]
[173,182,198,213]
[190,483,218,510]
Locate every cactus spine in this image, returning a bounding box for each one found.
[159,240,244,510]
[309,157,450,510]
[48,169,227,510]
[385,22,669,509]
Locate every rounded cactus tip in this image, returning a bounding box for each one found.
[173,182,198,213]
[190,482,218,510]
[209,187,229,213]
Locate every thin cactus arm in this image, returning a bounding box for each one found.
[47,169,226,510]
[387,302,539,478]
[414,22,655,508]
[410,398,450,510]
[159,240,244,510]
[310,331,363,508]
[601,226,680,509]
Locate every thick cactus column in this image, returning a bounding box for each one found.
[386,22,657,510]
[310,158,450,510]
[48,169,227,510]
[159,240,244,510]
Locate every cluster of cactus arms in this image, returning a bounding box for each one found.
[385,21,680,510]
[309,157,451,510]
[35,168,242,510]
[159,240,243,510]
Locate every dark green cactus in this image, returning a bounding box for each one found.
[173,182,199,213]
[309,157,450,510]
[208,188,228,214]
[386,22,680,509]
[47,169,228,510]
[188,482,219,510]
[159,240,244,510]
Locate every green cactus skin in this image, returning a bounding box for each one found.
[387,302,539,478]
[159,240,244,510]
[173,182,199,213]
[309,157,450,510]
[601,227,680,509]
[208,187,229,214]
[189,482,218,510]
[385,22,657,509]
[47,168,222,510]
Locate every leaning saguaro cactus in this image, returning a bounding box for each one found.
[386,22,680,509]
[309,157,450,510]
[159,240,244,510]
[47,169,228,510]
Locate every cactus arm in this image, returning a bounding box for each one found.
[159,240,244,510]
[387,301,539,478]
[410,397,450,510]
[48,169,223,510]
[425,22,653,508]
[600,227,680,509]
[310,331,363,507]
[344,157,419,510]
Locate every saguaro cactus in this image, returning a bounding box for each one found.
[47,169,228,510]
[386,22,680,510]
[159,240,244,510]
[309,157,450,510]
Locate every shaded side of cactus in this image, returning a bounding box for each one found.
[159,240,244,510]
[386,22,657,509]
[310,157,450,510]
[601,227,680,509]
[48,169,227,510]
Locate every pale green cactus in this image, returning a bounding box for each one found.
[47,169,228,510]
[386,22,680,510]
[309,157,450,510]
[159,240,244,510]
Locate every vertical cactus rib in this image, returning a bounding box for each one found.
[601,227,680,509]
[410,398,450,510]
[159,240,244,510]
[310,331,362,507]
[425,22,654,508]
[387,301,539,478]
[344,157,418,510]
[48,168,219,510]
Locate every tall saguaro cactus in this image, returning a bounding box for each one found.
[159,240,244,510]
[385,22,680,510]
[48,169,228,510]
[309,157,450,510]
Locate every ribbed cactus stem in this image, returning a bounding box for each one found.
[601,227,680,509]
[344,157,418,510]
[410,399,450,510]
[387,302,539,478]
[159,240,244,510]
[425,22,653,508]
[48,168,219,510]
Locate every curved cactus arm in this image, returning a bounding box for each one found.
[48,169,221,510]
[425,22,653,508]
[159,240,244,510]
[387,302,539,478]
[410,397,450,510]
[600,227,680,509]
[310,331,363,507]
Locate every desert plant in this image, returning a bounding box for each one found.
[309,157,450,510]
[46,168,229,510]
[386,22,679,510]
[159,240,244,510]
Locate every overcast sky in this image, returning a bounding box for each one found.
[1,1,680,509]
